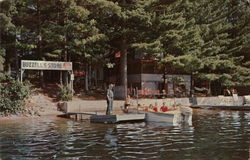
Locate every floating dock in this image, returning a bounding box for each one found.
[58,112,146,123]
[58,112,97,121]
[90,113,146,123]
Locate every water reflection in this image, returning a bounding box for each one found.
[0,110,250,160]
[105,127,118,148]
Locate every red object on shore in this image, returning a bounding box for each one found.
[74,72,85,76]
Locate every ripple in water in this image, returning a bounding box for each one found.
[0,110,250,160]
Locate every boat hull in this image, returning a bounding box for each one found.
[131,107,192,126]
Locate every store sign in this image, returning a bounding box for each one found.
[21,60,72,71]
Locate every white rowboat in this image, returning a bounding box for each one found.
[130,106,192,126]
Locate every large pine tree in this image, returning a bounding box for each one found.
[0,0,16,74]
[227,0,250,86]
[135,0,204,94]
[192,0,250,93]
[154,0,204,73]
[95,0,156,99]
[1,0,249,95]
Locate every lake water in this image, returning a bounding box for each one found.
[0,109,250,160]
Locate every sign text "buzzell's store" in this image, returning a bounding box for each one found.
[21,60,72,71]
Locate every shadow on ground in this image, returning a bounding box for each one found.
[31,83,60,102]
[31,82,105,101]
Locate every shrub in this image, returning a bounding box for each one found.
[57,85,72,101]
[0,76,30,115]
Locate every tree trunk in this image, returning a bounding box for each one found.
[63,53,68,86]
[85,63,89,91]
[63,13,69,87]
[64,35,69,86]
[14,31,19,80]
[119,0,128,100]
[37,1,44,88]
[163,66,166,91]
[6,62,11,75]
[191,73,194,97]
[94,68,98,86]
[89,61,92,88]
[207,81,211,96]
[120,39,127,100]
[60,71,63,85]
[5,55,11,75]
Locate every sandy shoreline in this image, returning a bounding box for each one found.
[0,93,63,121]
[0,93,115,121]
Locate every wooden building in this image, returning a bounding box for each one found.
[107,52,191,98]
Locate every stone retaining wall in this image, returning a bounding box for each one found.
[60,95,248,113]
[132,96,245,107]
[59,98,125,113]
[195,96,244,106]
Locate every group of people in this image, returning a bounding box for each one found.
[224,88,237,96]
[106,83,133,115]
[105,83,133,115]
[105,83,174,115]
[123,96,174,113]
[146,102,173,113]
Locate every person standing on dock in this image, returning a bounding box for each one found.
[106,84,114,115]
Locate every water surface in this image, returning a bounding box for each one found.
[0,109,250,160]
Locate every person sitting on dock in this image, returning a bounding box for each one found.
[106,84,114,115]
[123,95,131,113]
[160,102,168,112]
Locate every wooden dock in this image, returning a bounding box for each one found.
[58,112,97,121]
[90,113,146,123]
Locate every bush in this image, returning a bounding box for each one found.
[0,76,30,115]
[57,85,72,101]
